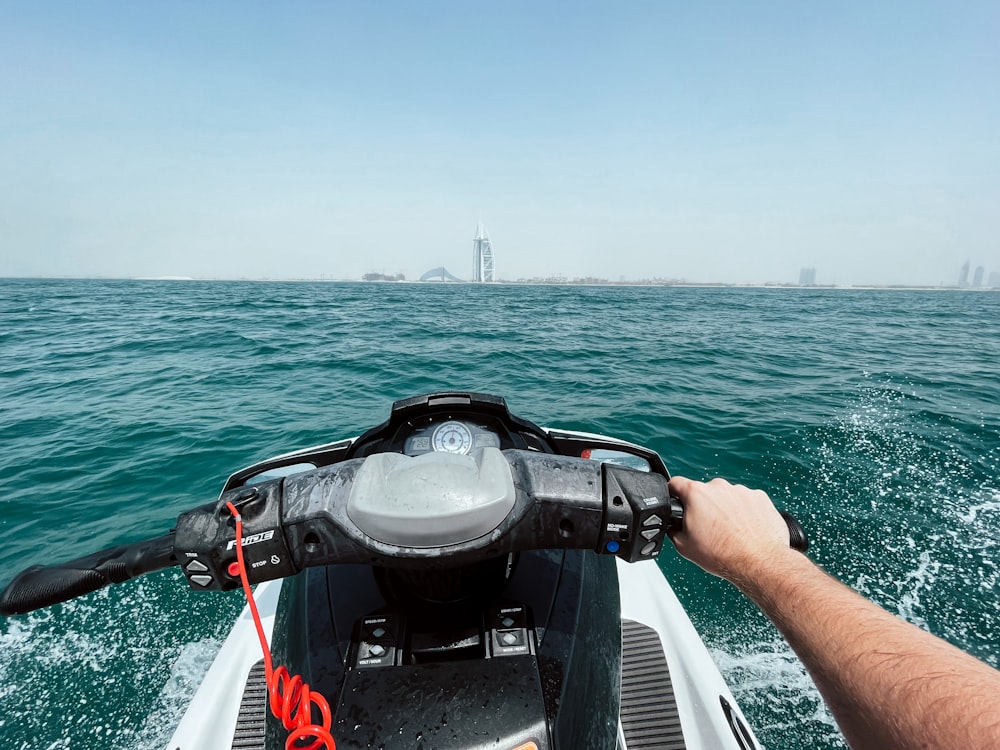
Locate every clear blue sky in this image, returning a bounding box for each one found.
[1,1,998,285]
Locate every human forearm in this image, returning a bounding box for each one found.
[667,476,1000,749]
[737,550,1000,750]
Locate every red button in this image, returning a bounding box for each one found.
[227,561,241,578]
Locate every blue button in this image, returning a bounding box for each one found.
[606,541,620,553]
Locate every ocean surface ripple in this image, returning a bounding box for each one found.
[1,279,998,749]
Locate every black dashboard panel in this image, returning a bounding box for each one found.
[346,392,557,459]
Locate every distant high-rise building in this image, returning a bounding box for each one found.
[472,223,496,283]
[798,267,817,285]
[958,260,970,287]
[988,271,1000,288]
[972,266,985,287]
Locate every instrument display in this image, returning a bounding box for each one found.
[403,419,501,456]
[432,421,474,454]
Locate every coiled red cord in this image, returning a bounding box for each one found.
[226,502,336,750]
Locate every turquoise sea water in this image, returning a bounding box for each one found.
[1,278,998,750]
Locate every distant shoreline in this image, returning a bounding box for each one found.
[1,276,997,292]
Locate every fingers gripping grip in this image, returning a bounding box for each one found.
[663,496,810,554]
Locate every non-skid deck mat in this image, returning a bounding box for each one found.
[231,659,267,750]
[620,619,687,749]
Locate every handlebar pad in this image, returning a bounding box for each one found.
[0,533,177,616]
[172,451,679,592]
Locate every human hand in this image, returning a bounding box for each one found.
[666,476,796,584]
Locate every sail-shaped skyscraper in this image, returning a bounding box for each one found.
[472,223,495,283]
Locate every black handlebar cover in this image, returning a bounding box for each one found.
[170,451,681,593]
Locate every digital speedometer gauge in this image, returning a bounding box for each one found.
[431,421,474,454]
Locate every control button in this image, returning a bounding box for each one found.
[371,627,387,639]
[643,515,663,527]
[190,574,213,587]
[368,644,386,657]
[640,542,657,556]
[501,616,515,628]
[227,561,241,578]
[497,630,524,647]
[605,540,620,553]
[641,528,660,541]
[185,559,209,573]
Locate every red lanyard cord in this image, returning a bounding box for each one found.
[226,501,336,750]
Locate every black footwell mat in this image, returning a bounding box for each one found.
[232,625,686,750]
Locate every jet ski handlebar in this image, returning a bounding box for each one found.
[170,449,683,593]
[0,448,808,616]
[0,449,678,615]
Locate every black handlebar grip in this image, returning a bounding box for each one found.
[0,566,109,616]
[0,533,177,616]
[780,511,809,553]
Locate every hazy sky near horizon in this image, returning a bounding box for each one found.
[2,1,998,285]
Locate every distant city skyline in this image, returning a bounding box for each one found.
[958,260,996,288]
[1,3,998,286]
